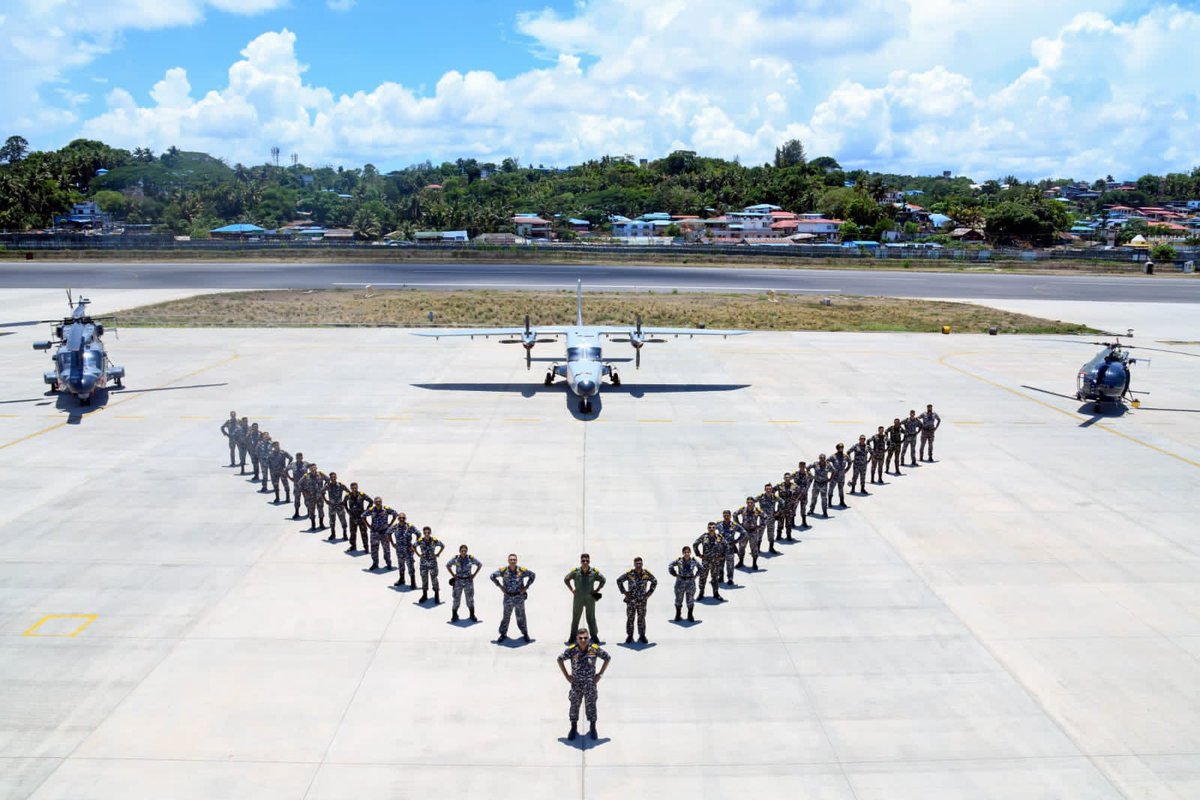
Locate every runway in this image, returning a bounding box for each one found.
[3,260,1200,302]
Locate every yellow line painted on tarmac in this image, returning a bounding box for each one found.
[0,414,17,419]
[0,353,239,452]
[23,613,98,638]
[939,352,1200,470]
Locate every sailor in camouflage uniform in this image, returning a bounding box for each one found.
[901,409,921,467]
[869,426,887,484]
[757,483,779,554]
[220,411,238,467]
[445,544,481,621]
[416,527,445,604]
[793,464,811,530]
[557,629,611,741]
[616,557,657,644]
[345,482,370,552]
[886,417,904,476]
[808,454,832,517]
[256,433,273,493]
[324,471,348,541]
[847,434,870,494]
[267,441,292,504]
[668,546,702,622]
[234,417,250,474]
[246,423,263,481]
[363,497,397,570]
[693,523,725,602]
[734,497,762,570]
[491,553,535,642]
[715,510,745,584]
[775,476,796,542]
[829,443,850,508]
[389,512,419,587]
[299,463,327,530]
[919,403,941,461]
[289,452,309,519]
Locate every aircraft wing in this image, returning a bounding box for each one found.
[411,327,570,338]
[598,327,748,337]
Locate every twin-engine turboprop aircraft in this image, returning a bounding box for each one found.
[413,281,746,413]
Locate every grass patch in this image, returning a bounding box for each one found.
[118,289,1098,335]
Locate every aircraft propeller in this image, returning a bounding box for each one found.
[609,315,666,369]
[499,315,555,370]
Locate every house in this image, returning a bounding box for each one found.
[948,227,986,242]
[413,230,468,243]
[474,232,528,246]
[513,214,552,239]
[210,223,266,239]
[792,214,843,242]
[566,218,591,234]
[611,215,673,238]
[55,201,111,231]
[322,228,354,241]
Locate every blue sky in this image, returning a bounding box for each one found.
[2,1,1199,178]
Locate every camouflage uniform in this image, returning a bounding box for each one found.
[616,567,657,641]
[792,469,812,529]
[775,481,796,542]
[692,529,725,599]
[886,422,904,475]
[847,440,870,493]
[299,469,327,528]
[491,565,535,639]
[715,519,744,583]
[389,521,419,584]
[289,458,309,518]
[234,419,249,473]
[901,415,921,467]
[829,450,850,507]
[446,553,482,615]
[364,504,398,568]
[668,556,702,614]
[268,445,292,502]
[919,408,941,461]
[757,489,779,553]
[246,425,263,481]
[868,432,887,483]
[558,642,610,723]
[808,460,832,516]
[220,415,238,466]
[417,535,445,594]
[256,435,273,492]
[345,489,370,550]
[733,503,762,566]
[325,479,348,539]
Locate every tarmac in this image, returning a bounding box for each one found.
[1,289,1199,799]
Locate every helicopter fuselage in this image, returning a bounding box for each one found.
[34,313,124,403]
[1076,348,1131,404]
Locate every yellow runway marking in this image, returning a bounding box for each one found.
[0,414,17,419]
[940,352,1200,469]
[23,614,98,638]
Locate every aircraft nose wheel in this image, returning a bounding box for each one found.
[580,398,592,414]
[611,372,621,386]
[544,373,554,386]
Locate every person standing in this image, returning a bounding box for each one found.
[246,423,263,482]
[324,471,348,542]
[776,475,796,542]
[847,434,870,495]
[792,464,811,530]
[220,411,238,467]
[919,403,942,461]
[267,441,292,504]
[734,497,762,570]
[446,544,482,622]
[234,417,250,474]
[557,629,610,741]
[829,443,850,508]
[256,432,274,493]
[668,546,702,621]
[757,483,779,555]
[363,497,398,571]
[390,512,419,587]
[299,463,327,530]
[564,554,606,644]
[808,455,832,518]
[886,418,904,476]
[692,523,725,602]
[869,426,887,484]
[345,482,370,552]
[616,557,657,644]
[715,510,744,584]
[901,409,921,467]
[289,452,309,519]
[416,527,446,604]
[491,554,535,642]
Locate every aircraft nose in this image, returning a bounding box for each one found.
[576,378,597,396]
[70,374,96,394]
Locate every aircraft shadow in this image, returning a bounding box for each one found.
[57,388,109,425]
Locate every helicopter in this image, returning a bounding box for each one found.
[1,290,125,405]
[1070,336,1199,411]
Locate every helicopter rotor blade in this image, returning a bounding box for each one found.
[0,319,57,328]
[1123,345,1200,358]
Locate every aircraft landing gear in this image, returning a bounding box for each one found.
[610,371,621,386]
[544,372,554,386]
[580,397,592,414]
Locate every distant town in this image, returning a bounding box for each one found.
[2,135,1198,265]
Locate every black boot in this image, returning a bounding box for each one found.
[452,611,459,622]
[393,577,403,586]
[638,634,648,644]
[420,591,428,603]
[497,633,508,643]
[588,722,597,740]
[522,633,531,643]
[567,722,578,741]
[713,591,723,602]
[687,607,695,622]
[737,557,744,568]
[674,606,682,622]
[434,590,440,604]
[469,608,478,622]
[370,561,379,571]
[409,579,416,589]
[625,633,633,644]
[752,557,758,570]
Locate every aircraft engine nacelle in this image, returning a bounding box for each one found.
[107,366,125,383]
[43,371,57,385]
[32,341,52,351]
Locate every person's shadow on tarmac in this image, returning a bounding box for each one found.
[558,735,611,750]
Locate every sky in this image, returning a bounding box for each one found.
[2,0,1199,179]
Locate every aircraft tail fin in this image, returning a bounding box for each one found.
[576,279,583,326]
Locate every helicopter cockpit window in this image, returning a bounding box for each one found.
[81,351,102,371]
[56,351,77,371]
[567,347,602,362]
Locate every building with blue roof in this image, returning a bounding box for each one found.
[210,223,266,239]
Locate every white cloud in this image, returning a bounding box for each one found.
[326,0,356,11]
[23,2,1200,178]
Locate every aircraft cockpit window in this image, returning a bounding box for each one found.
[81,351,102,371]
[567,347,602,362]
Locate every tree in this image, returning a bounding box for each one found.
[839,221,860,241]
[1,135,29,164]
[1150,243,1177,263]
[774,139,806,169]
[807,155,840,173]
